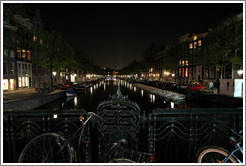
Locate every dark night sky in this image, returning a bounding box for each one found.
[31,2,243,70]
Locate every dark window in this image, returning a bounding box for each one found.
[3,62,8,75]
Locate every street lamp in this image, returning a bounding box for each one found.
[237,69,243,75]
[237,69,243,79]
[52,72,57,76]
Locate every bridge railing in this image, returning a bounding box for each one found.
[3,108,243,163]
[148,108,243,163]
[3,109,89,163]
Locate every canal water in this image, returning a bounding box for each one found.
[36,80,227,163]
[38,79,221,113]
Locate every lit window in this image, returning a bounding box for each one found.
[185,68,189,78]
[40,39,43,45]
[182,68,185,77]
[22,49,26,60]
[179,68,181,76]
[189,43,193,49]
[179,60,181,66]
[186,60,189,66]
[182,60,185,66]
[33,35,37,42]
[194,42,197,48]
[198,40,202,46]
[193,35,197,41]
[17,49,21,59]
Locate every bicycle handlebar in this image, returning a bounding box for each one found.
[87,112,103,120]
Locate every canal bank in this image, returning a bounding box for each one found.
[133,83,243,108]
[3,89,65,111]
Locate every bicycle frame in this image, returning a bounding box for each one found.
[223,147,243,163]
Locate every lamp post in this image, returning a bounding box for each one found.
[52,71,57,85]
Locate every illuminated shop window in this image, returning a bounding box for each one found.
[10,79,14,90]
[198,40,202,46]
[3,79,8,90]
[18,77,22,87]
[189,43,193,49]
[179,68,181,76]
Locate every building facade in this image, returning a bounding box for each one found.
[3,8,18,90]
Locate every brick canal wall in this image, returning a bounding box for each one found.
[3,91,64,111]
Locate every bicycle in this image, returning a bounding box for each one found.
[18,112,154,163]
[197,128,243,163]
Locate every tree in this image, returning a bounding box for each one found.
[31,30,75,88]
[193,15,243,79]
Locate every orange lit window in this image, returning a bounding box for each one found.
[27,50,31,61]
[182,60,185,66]
[194,42,197,48]
[179,60,181,66]
[182,68,185,77]
[22,49,26,60]
[17,49,21,59]
[186,60,189,66]
[185,68,189,78]
[179,68,181,76]
[189,43,193,49]
[198,40,202,46]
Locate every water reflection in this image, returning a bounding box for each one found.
[149,94,156,103]
[170,102,175,108]
[74,96,78,107]
[38,79,222,111]
[130,84,133,90]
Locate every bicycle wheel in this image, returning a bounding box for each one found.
[18,132,73,163]
[197,147,237,163]
[109,158,135,163]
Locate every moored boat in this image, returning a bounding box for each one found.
[65,89,76,97]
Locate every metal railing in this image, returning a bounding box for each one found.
[3,108,243,163]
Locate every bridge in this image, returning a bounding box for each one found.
[3,85,243,163]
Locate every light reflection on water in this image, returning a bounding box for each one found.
[38,79,221,111]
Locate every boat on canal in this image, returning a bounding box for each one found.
[65,89,76,97]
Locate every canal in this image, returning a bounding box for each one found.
[37,79,222,113]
